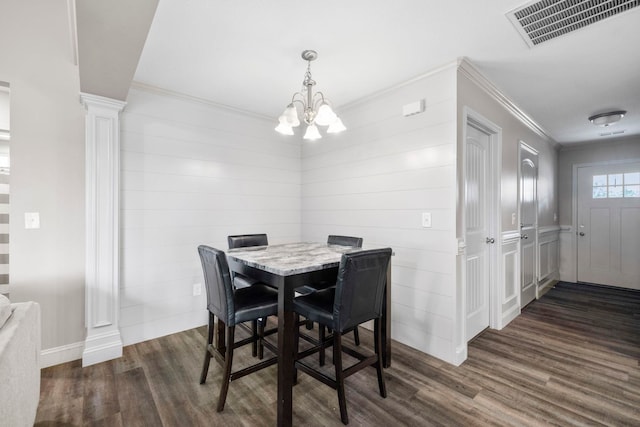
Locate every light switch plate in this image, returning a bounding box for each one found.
[193,283,202,296]
[422,212,432,228]
[25,212,40,229]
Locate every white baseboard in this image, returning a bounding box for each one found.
[82,330,123,367]
[500,304,521,330]
[40,341,84,368]
[453,344,468,366]
[538,277,558,298]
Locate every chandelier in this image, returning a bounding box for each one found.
[275,50,346,140]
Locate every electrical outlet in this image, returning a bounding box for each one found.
[192,283,202,296]
[25,212,40,229]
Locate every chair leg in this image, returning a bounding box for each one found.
[374,318,387,398]
[251,319,258,357]
[319,325,326,366]
[294,314,300,385]
[217,325,235,412]
[258,318,265,360]
[200,312,215,384]
[333,332,349,425]
[353,325,360,346]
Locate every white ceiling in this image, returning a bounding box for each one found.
[133,0,640,145]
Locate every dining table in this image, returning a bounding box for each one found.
[224,242,392,427]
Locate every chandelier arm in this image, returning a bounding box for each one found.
[290,91,307,103]
[312,91,327,110]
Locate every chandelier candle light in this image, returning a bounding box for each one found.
[275,50,346,140]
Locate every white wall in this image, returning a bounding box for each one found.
[457,65,559,329]
[0,0,86,353]
[301,66,459,363]
[457,72,559,235]
[557,136,640,282]
[119,88,302,345]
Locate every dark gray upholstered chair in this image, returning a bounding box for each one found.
[227,234,268,289]
[198,245,278,412]
[327,235,363,248]
[300,235,364,353]
[228,233,268,250]
[293,248,392,425]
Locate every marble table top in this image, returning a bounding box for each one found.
[227,242,371,276]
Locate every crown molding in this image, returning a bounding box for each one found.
[66,0,78,66]
[457,58,558,149]
[339,60,459,113]
[129,81,272,121]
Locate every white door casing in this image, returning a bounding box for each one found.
[464,120,495,342]
[519,143,538,307]
[576,162,640,290]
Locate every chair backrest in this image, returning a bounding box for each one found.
[333,248,392,332]
[327,235,363,248]
[198,245,236,325]
[228,234,268,249]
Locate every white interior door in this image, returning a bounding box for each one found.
[577,163,640,290]
[465,123,492,341]
[520,144,538,307]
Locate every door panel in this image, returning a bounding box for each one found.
[520,145,537,307]
[577,163,640,289]
[465,124,490,341]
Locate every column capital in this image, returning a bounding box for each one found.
[80,92,127,112]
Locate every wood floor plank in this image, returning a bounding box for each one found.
[35,282,640,426]
[116,367,163,426]
[82,360,119,422]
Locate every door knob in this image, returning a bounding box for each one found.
[579,232,585,236]
[521,234,528,239]
[485,237,495,244]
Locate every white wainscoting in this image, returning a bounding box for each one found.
[538,225,560,293]
[500,231,520,328]
[559,225,576,283]
[301,65,459,364]
[119,87,302,346]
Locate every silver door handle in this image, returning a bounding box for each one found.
[485,237,495,244]
[579,232,585,236]
[521,234,528,239]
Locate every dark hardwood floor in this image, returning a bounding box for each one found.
[35,282,640,426]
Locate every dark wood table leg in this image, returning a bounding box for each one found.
[382,258,392,368]
[277,277,294,427]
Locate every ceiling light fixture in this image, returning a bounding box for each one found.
[275,50,346,141]
[588,110,627,127]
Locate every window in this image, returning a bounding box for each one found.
[593,173,640,199]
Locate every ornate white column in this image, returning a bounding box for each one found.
[80,93,126,367]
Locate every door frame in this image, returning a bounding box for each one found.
[518,141,538,305]
[571,158,640,283]
[458,107,501,363]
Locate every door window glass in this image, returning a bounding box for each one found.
[592,172,640,198]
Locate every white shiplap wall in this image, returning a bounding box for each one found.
[301,66,459,363]
[120,88,301,345]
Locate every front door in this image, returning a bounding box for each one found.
[465,122,492,341]
[520,143,538,307]
[577,162,640,290]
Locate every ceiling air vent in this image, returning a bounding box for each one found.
[507,0,640,47]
